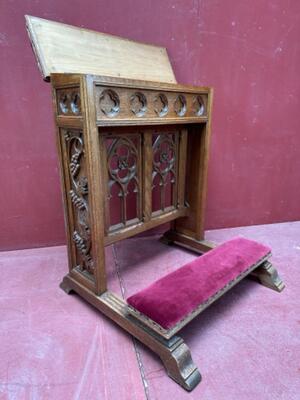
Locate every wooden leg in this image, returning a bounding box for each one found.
[59,274,201,391]
[162,231,285,293]
[159,234,174,246]
[59,276,74,294]
[160,337,201,391]
[250,261,285,292]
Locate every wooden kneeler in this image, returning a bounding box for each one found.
[61,237,285,391]
[26,16,285,392]
[125,236,285,390]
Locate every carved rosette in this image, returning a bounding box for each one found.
[64,130,94,276]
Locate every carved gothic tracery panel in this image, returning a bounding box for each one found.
[63,129,94,276]
[152,132,178,213]
[104,134,141,230]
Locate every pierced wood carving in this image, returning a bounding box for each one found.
[105,134,141,229]
[99,89,120,117]
[57,88,81,115]
[130,92,147,117]
[174,94,187,116]
[152,132,178,212]
[95,85,209,122]
[64,130,94,276]
[154,93,169,117]
[193,95,205,116]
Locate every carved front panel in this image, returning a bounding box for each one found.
[101,132,142,232]
[61,129,94,278]
[100,128,184,236]
[152,132,179,214]
[95,86,208,123]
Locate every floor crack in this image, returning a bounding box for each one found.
[112,244,151,400]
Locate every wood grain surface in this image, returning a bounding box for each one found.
[25,15,176,83]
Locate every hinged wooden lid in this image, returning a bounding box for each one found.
[25,15,176,84]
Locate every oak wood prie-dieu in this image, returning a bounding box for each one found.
[26,16,285,391]
[54,73,215,391]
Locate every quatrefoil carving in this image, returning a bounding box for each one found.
[174,94,187,117]
[154,93,168,117]
[99,89,120,117]
[130,92,147,117]
[193,95,205,116]
[58,90,81,115]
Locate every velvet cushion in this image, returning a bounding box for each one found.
[127,237,271,329]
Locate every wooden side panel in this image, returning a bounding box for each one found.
[51,76,96,291]
[59,129,96,285]
[51,74,107,294]
[174,89,213,241]
[25,15,176,83]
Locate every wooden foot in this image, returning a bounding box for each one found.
[250,261,285,292]
[59,277,74,294]
[159,234,174,246]
[59,274,201,391]
[161,337,201,391]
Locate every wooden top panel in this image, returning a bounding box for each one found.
[25,15,176,83]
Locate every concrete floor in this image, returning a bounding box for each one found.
[0,222,299,400]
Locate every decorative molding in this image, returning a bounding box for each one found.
[95,86,209,121]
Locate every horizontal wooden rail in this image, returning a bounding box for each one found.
[104,207,189,246]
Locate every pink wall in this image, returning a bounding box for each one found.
[1,0,300,251]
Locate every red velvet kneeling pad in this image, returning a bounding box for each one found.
[127,237,271,329]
